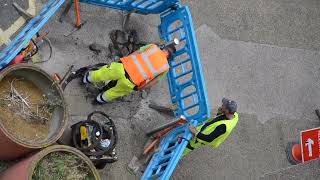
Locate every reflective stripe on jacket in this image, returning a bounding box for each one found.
[120,44,169,88]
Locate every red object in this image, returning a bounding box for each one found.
[10,54,24,65]
[0,64,68,160]
[53,73,61,82]
[143,118,187,155]
[291,144,302,162]
[300,127,320,162]
[75,0,81,28]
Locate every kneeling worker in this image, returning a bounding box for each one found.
[83,41,178,104]
[183,98,238,156]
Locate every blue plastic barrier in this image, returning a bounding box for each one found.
[160,6,210,123]
[0,0,65,69]
[141,6,210,179]
[80,0,179,14]
[142,124,193,180]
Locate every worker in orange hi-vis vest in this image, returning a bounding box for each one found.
[83,39,179,104]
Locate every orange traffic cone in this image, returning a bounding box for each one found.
[286,141,302,165]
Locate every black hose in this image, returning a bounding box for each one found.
[87,111,118,156]
[61,63,107,90]
[71,111,118,157]
[30,38,39,57]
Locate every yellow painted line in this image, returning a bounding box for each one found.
[0,28,11,45]
[27,0,36,15]
[3,17,26,41]
[0,0,36,46]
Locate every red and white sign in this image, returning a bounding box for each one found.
[300,127,320,162]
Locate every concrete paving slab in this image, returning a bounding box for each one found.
[0,0,28,30]
[260,159,320,180]
[173,113,319,180]
[196,24,320,123]
[183,0,320,50]
[171,23,320,180]
[0,0,41,51]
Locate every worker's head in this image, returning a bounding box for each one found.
[163,44,177,59]
[221,97,237,117]
[162,38,179,59]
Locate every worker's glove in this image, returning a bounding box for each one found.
[188,125,198,138]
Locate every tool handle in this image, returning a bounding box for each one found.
[146,116,186,136]
[75,0,81,28]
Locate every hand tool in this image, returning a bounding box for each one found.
[59,0,73,23]
[59,65,74,85]
[148,101,177,117]
[143,116,187,155]
[64,20,88,37]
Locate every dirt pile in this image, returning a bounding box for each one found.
[0,76,58,142]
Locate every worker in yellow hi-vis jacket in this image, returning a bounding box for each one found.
[83,41,178,104]
[183,98,239,157]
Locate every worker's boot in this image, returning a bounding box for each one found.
[93,93,109,105]
[82,71,92,84]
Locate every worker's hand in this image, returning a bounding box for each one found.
[211,107,219,117]
[188,125,197,137]
[217,107,222,114]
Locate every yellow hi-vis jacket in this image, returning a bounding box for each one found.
[189,112,239,149]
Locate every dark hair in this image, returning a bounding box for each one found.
[164,44,176,59]
[222,98,237,114]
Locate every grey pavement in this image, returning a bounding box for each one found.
[172,1,320,179]
[0,0,42,51]
[0,0,28,30]
[196,24,320,124]
[1,0,320,180]
[260,159,320,180]
[183,0,320,50]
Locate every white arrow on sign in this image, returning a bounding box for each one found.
[305,138,315,157]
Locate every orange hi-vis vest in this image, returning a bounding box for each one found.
[120,44,170,88]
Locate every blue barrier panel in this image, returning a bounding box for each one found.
[160,6,210,123]
[0,0,65,69]
[141,5,210,180]
[141,124,193,180]
[80,0,179,14]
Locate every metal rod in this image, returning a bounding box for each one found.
[146,118,182,137]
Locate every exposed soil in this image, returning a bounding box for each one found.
[0,76,54,142]
[32,152,95,180]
